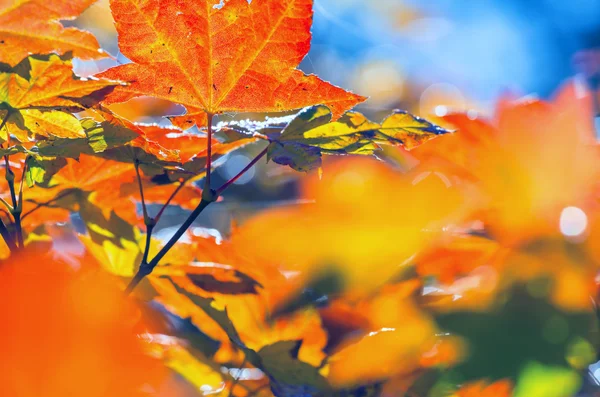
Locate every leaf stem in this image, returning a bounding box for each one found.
[154,179,186,225]
[203,113,215,194]
[134,160,150,224]
[124,198,213,295]
[215,146,268,196]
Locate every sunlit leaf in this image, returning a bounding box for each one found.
[0,54,122,142]
[0,0,107,66]
[99,0,365,127]
[267,106,448,171]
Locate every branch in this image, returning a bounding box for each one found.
[11,157,27,248]
[124,198,213,295]
[124,119,266,295]
[140,223,154,266]
[134,160,150,223]
[215,146,268,196]
[0,217,16,252]
[154,179,186,225]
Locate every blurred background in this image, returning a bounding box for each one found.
[72,0,600,233]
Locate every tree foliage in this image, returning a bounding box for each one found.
[1,1,598,397]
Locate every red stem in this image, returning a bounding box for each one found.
[154,180,185,224]
[204,113,214,191]
[215,146,268,196]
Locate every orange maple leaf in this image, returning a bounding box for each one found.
[99,0,366,127]
[0,0,107,66]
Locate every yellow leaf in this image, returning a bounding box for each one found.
[20,110,85,139]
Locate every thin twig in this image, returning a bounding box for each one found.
[134,161,149,223]
[215,146,268,196]
[125,117,265,295]
[154,179,186,225]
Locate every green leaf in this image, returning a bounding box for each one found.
[78,196,137,248]
[25,155,67,187]
[267,105,447,172]
[171,284,333,396]
[35,118,138,158]
[259,341,330,392]
[0,54,122,142]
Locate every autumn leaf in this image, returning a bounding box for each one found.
[0,0,107,66]
[267,105,448,171]
[327,281,442,388]
[412,81,600,245]
[34,117,138,158]
[99,0,365,127]
[145,335,227,395]
[130,121,256,182]
[233,157,465,297]
[170,286,332,395]
[164,263,263,296]
[0,54,122,141]
[79,229,146,277]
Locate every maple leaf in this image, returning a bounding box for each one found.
[0,54,122,141]
[327,281,442,388]
[267,105,448,171]
[99,0,365,127]
[0,0,107,66]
